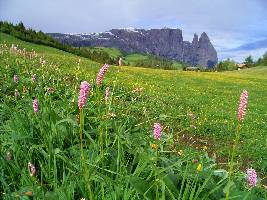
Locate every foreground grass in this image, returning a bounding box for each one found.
[0,32,266,199]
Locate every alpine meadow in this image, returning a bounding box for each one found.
[1,1,267,199]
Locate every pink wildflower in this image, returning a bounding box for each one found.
[96,64,110,86]
[78,81,91,109]
[28,162,36,176]
[153,123,162,140]
[13,74,19,83]
[15,89,19,97]
[32,98,39,113]
[105,87,110,104]
[237,90,248,121]
[6,151,12,160]
[247,168,257,187]
[32,74,36,82]
[193,159,199,164]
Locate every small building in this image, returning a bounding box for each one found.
[185,67,200,71]
[237,63,247,70]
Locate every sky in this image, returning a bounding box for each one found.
[1,0,267,62]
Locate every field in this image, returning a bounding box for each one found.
[0,32,266,199]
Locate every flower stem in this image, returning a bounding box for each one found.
[79,109,93,200]
[226,122,241,200]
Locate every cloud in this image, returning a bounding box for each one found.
[1,0,266,33]
[219,48,267,62]
[1,0,266,62]
[232,38,267,51]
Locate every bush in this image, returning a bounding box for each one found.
[216,59,237,71]
[256,52,267,66]
[244,55,254,67]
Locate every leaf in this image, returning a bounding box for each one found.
[223,180,235,194]
[129,176,153,199]
[213,169,228,179]
[55,118,77,126]
[54,148,60,154]
[163,174,179,197]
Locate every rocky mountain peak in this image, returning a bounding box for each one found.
[200,32,209,40]
[48,28,218,68]
[192,33,198,48]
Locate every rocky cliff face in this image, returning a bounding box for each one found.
[48,28,218,67]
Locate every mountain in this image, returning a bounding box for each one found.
[48,28,218,68]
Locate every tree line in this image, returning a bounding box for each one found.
[0,21,117,64]
[216,53,267,71]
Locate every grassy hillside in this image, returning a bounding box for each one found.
[91,47,123,59]
[124,53,149,62]
[83,46,185,70]
[1,32,266,199]
[125,53,184,70]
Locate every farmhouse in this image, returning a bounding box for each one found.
[185,66,199,71]
[237,63,247,70]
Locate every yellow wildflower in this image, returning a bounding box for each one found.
[197,163,202,172]
[177,150,183,156]
[151,143,158,150]
[22,85,27,93]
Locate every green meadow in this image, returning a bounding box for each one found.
[0,32,266,199]
[83,46,184,70]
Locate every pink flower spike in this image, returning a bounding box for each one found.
[78,81,91,109]
[96,64,110,86]
[32,74,36,82]
[237,90,248,121]
[247,168,257,187]
[105,87,110,104]
[13,74,19,83]
[153,123,162,140]
[15,89,19,97]
[32,98,39,113]
[28,162,37,176]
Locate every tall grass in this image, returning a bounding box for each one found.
[0,41,266,199]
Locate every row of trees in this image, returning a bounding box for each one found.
[75,47,117,64]
[216,53,267,71]
[0,21,117,64]
[127,56,184,70]
[253,52,267,66]
[216,59,238,71]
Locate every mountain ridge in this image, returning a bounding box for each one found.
[48,28,218,68]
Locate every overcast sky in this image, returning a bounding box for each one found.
[1,0,267,62]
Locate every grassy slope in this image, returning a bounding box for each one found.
[124,53,183,69]
[83,46,184,69]
[124,53,149,62]
[89,47,123,59]
[83,47,149,61]
[1,32,266,172]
